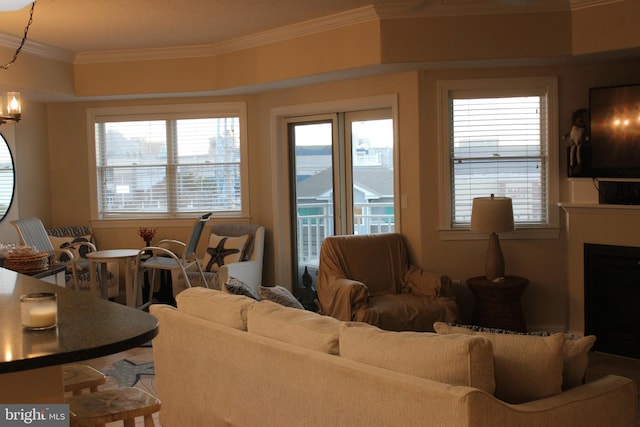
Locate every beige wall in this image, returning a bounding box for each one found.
[35,56,639,331]
[572,1,640,55]
[0,101,51,243]
[380,11,572,63]
[5,0,640,332]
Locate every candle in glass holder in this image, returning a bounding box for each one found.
[20,293,58,330]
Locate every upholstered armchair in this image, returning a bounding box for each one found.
[317,233,461,332]
[172,223,265,297]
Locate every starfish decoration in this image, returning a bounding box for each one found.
[205,237,240,271]
[101,359,155,388]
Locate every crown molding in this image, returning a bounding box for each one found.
[376,0,572,18]
[75,5,379,65]
[569,0,624,11]
[1,0,629,65]
[73,44,215,65]
[0,32,75,63]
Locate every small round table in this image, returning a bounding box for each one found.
[86,249,140,307]
[466,275,529,332]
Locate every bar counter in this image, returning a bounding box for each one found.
[0,267,159,403]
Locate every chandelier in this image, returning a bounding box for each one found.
[0,1,36,125]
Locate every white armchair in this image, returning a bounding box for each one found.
[173,223,264,297]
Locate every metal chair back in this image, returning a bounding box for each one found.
[183,212,212,260]
[11,217,55,252]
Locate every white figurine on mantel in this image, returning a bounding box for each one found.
[564,108,589,174]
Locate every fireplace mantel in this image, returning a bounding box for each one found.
[559,202,640,215]
[560,198,640,335]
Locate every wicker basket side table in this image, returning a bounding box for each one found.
[466,275,528,332]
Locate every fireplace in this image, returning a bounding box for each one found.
[584,243,640,359]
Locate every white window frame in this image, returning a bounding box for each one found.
[87,102,249,221]
[437,77,560,240]
[269,95,399,285]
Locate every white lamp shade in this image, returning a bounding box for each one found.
[470,196,514,233]
[0,0,33,11]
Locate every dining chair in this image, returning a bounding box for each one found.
[133,213,211,310]
[11,217,86,289]
[47,224,118,298]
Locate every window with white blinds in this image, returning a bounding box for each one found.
[0,138,14,216]
[439,77,558,230]
[92,103,247,219]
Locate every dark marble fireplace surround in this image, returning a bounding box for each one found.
[584,243,640,359]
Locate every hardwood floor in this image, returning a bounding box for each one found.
[586,351,640,386]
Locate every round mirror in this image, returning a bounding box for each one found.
[0,133,15,222]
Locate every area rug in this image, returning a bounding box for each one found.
[97,358,157,396]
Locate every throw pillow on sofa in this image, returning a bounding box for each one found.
[562,334,597,389]
[435,323,596,390]
[339,323,496,394]
[247,300,342,354]
[225,277,261,301]
[259,285,304,310]
[433,322,565,403]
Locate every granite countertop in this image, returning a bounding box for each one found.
[0,267,159,374]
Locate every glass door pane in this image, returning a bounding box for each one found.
[347,111,395,235]
[289,119,336,301]
[287,109,394,301]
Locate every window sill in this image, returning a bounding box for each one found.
[438,227,561,241]
[90,215,253,229]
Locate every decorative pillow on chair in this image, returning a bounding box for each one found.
[259,285,304,310]
[49,235,93,266]
[224,277,261,301]
[202,233,250,272]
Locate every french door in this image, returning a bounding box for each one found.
[287,108,394,288]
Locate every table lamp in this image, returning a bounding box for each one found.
[470,194,514,282]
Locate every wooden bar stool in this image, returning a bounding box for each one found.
[63,365,107,396]
[68,387,160,427]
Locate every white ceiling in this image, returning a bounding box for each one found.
[0,0,419,55]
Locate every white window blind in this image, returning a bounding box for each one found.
[449,94,548,227]
[95,114,241,218]
[0,143,13,214]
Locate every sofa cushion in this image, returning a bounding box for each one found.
[176,287,256,331]
[340,323,495,394]
[202,233,250,272]
[259,285,304,309]
[437,323,596,390]
[247,301,341,354]
[434,322,565,403]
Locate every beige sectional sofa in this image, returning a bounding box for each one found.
[150,287,637,427]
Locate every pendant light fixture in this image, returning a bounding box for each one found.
[0,1,36,125]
